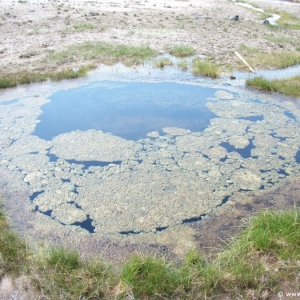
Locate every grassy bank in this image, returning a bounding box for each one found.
[265,9,300,30]
[46,41,157,68]
[1,201,299,299]
[246,76,300,98]
[238,44,300,69]
[0,65,94,89]
[0,42,158,89]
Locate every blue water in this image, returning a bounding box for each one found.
[0,99,19,106]
[46,151,122,170]
[220,139,254,159]
[33,81,217,141]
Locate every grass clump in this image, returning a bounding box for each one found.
[0,65,94,89]
[73,23,94,31]
[47,41,157,67]
[154,57,173,68]
[169,45,196,57]
[178,59,188,70]
[246,76,300,97]
[33,247,112,299]
[0,205,28,274]
[239,44,300,69]
[238,210,300,259]
[120,255,181,298]
[45,247,80,272]
[192,58,220,78]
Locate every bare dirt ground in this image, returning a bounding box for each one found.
[0,0,300,73]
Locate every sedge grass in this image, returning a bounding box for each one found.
[169,45,196,58]
[178,59,188,70]
[239,44,300,69]
[0,65,94,89]
[32,247,113,299]
[192,58,220,78]
[246,76,300,98]
[153,57,173,68]
[0,205,28,274]
[0,42,157,89]
[120,255,182,298]
[47,41,157,67]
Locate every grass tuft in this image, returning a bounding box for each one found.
[120,255,181,298]
[45,247,80,272]
[239,210,300,258]
[154,58,173,68]
[0,205,28,274]
[47,41,157,67]
[178,59,188,70]
[192,58,220,78]
[73,23,94,31]
[246,76,300,97]
[0,65,94,89]
[169,45,196,57]
[239,44,300,69]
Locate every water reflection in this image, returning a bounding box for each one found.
[34,81,217,141]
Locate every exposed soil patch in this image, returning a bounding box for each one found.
[0,0,300,74]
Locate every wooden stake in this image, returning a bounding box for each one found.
[234,51,255,73]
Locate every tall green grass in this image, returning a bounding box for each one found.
[246,76,300,97]
[0,206,28,274]
[0,42,157,89]
[47,41,157,67]
[120,255,181,298]
[239,44,300,69]
[192,58,220,78]
[169,45,196,57]
[0,65,94,89]
[32,246,112,299]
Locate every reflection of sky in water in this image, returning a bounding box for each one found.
[33,81,217,141]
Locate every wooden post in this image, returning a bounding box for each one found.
[234,51,255,73]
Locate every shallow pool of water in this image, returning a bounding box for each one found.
[33,81,217,141]
[0,64,300,244]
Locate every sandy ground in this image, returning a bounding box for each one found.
[0,0,300,73]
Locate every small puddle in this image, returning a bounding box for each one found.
[234,1,281,25]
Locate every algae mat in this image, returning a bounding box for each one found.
[0,71,300,251]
